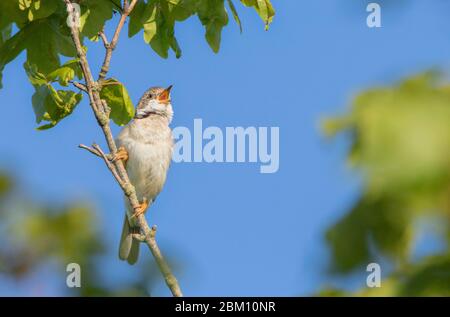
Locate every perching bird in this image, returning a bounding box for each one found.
[114,85,174,265]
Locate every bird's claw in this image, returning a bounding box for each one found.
[132,198,149,219]
[112,146,129,165]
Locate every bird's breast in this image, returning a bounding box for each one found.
[117,121,173,201]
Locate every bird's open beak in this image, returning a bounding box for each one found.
[158,85,173,104]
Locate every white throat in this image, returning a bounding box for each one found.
[135,100,173,123]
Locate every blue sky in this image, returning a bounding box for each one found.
[1,0,450,296]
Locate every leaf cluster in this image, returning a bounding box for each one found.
[321,73,450,296]
[0,0,274,129]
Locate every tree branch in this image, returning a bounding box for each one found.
[98,0,138,82]
[79,144,101,157]
[71,81,87,92]
[92,143,124,187]
[98,30,110,49]
[64,0,183,297]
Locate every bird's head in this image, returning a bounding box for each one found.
[134,85,173,122]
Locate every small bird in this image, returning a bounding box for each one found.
[114,85,174,265]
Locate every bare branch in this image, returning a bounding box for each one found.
[98,30,110,49]
[144,228,183,296]
[79,144,101,157]
[64,0,183,297]
[71,81,87,92]
[98,0,138,82]
[91,143,124,187]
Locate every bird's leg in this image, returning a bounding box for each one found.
[112,146,129,166]
[132,197,149,218]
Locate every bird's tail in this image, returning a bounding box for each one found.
[118,213,140,265]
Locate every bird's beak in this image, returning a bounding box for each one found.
[158,85,173,104]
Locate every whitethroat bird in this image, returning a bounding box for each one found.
[114,85,174,265]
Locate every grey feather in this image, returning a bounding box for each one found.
[127,239,140,265]
[118,214,133,261]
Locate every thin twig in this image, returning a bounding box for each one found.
[91,143,124,187]
[71,81,87,92]
[79,144,101,157]
[98,30,110,49]
[64,0,183,297]
[144,226,181,295]
[98,0,138,82]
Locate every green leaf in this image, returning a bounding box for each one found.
[323,73,450,273]
[32,85,82,129]
[227,0,242,33]
[142,2,158,43]
[0,3,21,30]
[170,0,198,21]
[142,1,181,59]
[0,18,73,72]
[241,0,274,30]
[325,73,450,199]
[170,35,182,58]
[0,24,13,88]
[197,0,229,53]
[25,59,82,87]
[148,8,171,59]
[326,196,413,272]
[0,25,12,45]
[36,123,57,130]
[80,0,115,39]
[19,0,32,11]
[32,85,52,122]
[0,27,27,89]
[28,65,83,129]
[24,62,47,86]
[100,78,135,126]
[17,0,59,23]
[128,0,274,58]
[0,15,77,90]
[48,60,83,86]
[22,20,62,73]
[48,67,74,87]
[128,0,147,38]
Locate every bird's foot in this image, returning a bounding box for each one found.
[112,146,129,165]
[132,197,149,219]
